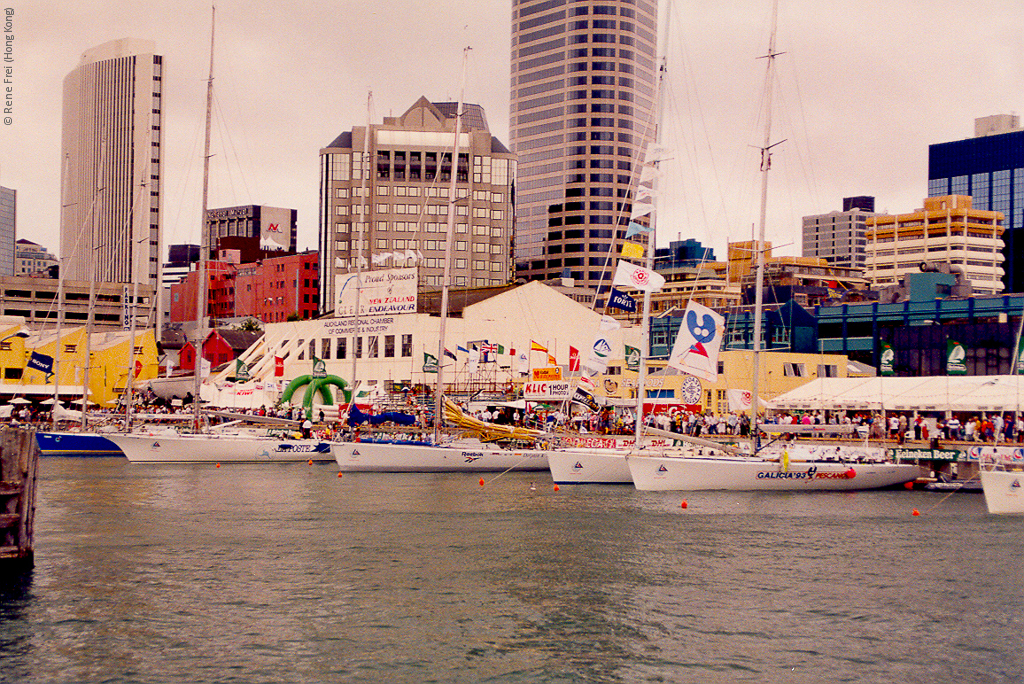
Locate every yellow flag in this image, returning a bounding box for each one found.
[621,242,645,259]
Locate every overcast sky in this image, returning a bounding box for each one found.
[2,0,1022,263]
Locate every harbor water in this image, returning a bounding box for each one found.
[1,458,1021,683]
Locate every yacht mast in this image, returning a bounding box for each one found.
[750,0,782,450]
[192,4,215,432]
[434,47,470,442]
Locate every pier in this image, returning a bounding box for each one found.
[0,426,38,566]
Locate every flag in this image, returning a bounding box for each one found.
[667,301,725,383]
[516,351,530,374]
[457,345,469,354]
[530,340,548,353]
[235,359,250,381]
[444,348,457,361]
[200,357,212,378]
[312,356,327,379]
[274,356,284,377]
[946,340,966,375]
[468,347,480,374]
[423,352,439,373]
[880,342,894,376]
[612,259,664,293]
[496,344,505,354]
[571,386,601,412]
[480,342,498,363]
[569,346,580,372]
[630,186,654,220]
[608,288,636,313]
[578,374,597,392]
[585,336,614,375]
[27,352,54,379]
[625,345,640,371]
[547,353,557,366]
[621,242,644,259]
[727,389,753,412]
[626,221,650,238]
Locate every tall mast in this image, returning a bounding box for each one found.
[51,153,70,430]
[434,47,470,442]
[351,90,372,398]
[81,135,107,429]
[193,4,215,432]
[750,0,781,450]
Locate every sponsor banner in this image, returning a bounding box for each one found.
[335,267,418,317]
[887,447,962,463]
[559,436,672,449]
[532,367,562,381]
[964,445,1024,464]
[260,206,292,250]
[524,381,571,401]
[322,316,397,336]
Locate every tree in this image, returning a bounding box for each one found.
[236,318,262,332]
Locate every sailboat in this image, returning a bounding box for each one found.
[979,302,1024,513]
[331,49,549,473]
[626,0,920,491]
[108,8,333,463]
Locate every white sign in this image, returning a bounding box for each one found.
[335,267,418,317]
[260,206,292,251]
[524,381,572,401]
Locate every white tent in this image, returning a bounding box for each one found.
[769,375,1024,413]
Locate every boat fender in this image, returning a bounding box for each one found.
[846,467,856,479]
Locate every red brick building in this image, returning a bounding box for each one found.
[170,251,319,324]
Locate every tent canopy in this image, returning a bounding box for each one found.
[769,375,1024,413]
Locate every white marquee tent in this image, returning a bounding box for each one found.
[769,375,1024,413]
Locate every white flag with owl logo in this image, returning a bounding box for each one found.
[667,301,725,383]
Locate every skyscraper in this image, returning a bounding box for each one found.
[0,186,14,276]
[510,0,659,289]
[929,115,1024,292]
[60,38,163,291]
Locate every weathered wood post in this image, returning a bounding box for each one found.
[0,426,39,566]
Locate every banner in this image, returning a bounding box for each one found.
[274,356,284,377]
[569,346,580,372]
[1018,336,1024,375]
[533,367,562,381]
[625,345,640,372]
[236,359,251,381]
[880,342,894,376]
[423,352,439,373]
[468,347,480,374]
[260,206,292,251]
[27,351,54,379]
[584,316,620,375]
[607,288,637,313]
[200,357,212,378]
[612,260,665,293]
[312,356,327,379]
[524,380,572,401]
[335,267,417,317]
[946,339,966,375]
[667,301,725,383]
[571,386,601,412]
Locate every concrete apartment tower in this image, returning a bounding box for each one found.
[60,38,163,292]
[510,0,659,290]
[318,97,516,315]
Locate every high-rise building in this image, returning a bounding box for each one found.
[205,204,298,261]
[866,195,1004,295]
[15,239,58,276]
[60,38,163,291]
[318,97,515,316]
[801,196,874,269]
[0,186,14,276]
[928,115,1024,292]
[510,0,659,288]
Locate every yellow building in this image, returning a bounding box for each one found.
[0,317,159,407]
[597,349,857,416]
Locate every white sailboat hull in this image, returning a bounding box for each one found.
[980,470,1024,514]
[548,449,632,484]
[332,440,549,473]
[108,432,333,463]
[628,454,920,491]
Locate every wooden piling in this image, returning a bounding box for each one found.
[0,426,39,566]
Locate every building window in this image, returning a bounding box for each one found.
[401,334,412,357]
[384,335,395,358]
[337,337,347,359]
[367,336,378,358]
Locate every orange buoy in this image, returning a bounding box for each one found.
[216,463,221,468]
[680,500,688,509]
[912,509,920,516]
[479,477,485,487]
[904,481,914,490]
[553,484,560,492]
[307,459,313,465]
[337,472,343,478]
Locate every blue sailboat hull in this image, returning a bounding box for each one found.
[36,432,124,458]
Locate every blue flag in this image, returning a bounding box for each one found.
[27,351,54,379]
[608,288,637,312]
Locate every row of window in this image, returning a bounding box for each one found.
[335,222,504,237]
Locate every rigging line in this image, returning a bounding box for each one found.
[212,89,254,205]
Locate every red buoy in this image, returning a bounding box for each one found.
[307,459,313,466]
[479,477,485,487]
[216,463,221,468]
[912,509,920,516]
[845,468,856,479]
[553,484,560,492]
[337,472,343,478]
[680,500,688,509]
[904,481,914,490]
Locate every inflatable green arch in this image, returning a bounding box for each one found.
[280,375,350,419]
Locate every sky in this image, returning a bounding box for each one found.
[2,0,1022,264]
